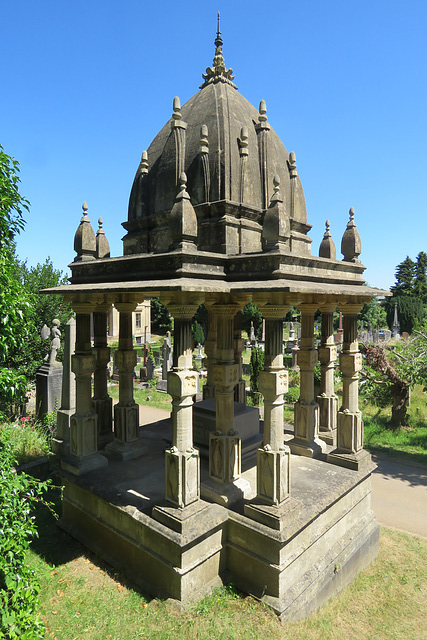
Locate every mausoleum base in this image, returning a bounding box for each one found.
[58,418,378,620]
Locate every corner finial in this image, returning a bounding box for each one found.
[172,96,182,120]
[96,217,110,259]
[288,151,298,178]
[74,201,96,261]
[258,100,267,123]
[140,150,149,175]
[200,14,237,89]
[319,219,336,259]
[341,207,361,262]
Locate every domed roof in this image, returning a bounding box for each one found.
[123,21,309,257]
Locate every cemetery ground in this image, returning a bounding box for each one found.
[1,347,427,639]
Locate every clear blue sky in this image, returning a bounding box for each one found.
[2,0,426,291]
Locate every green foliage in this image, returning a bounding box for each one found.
[17,257,73,378]
[284,385,300,403]
[193,304,208,340]
[390,255,416,297]
[359,296,387,330]
[0,417,51,465]
[0,146,32,414]
[150,297,172,334]
[242,301,262,339]
[385,295,426,334]
[0,369,27,419]
[192,320,205,346]
[414,251,427,303]
[0,434,51,638]
[250,346,264,393]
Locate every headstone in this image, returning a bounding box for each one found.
[383,329,391,342]
[52,317,76,456]
[36,319,63,418]
[146,358,155,380]
[195,343,203,361]
[392,303,400,339]
[250,321,256,344]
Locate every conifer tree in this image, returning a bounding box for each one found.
[414,251,427,303]
[390,256,415,296]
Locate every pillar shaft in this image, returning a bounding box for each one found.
[165,304,200,508]
[256,307,290,506]
[92,309,113,446]
[213,305,239,434]
[317,308,338,444]
[203,307,217,400]
[289,304,325,458]
[233,311,246,403]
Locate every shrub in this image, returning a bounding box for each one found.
[0,432,52,638]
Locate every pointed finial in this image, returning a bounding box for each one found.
[258,100,267,122]
[288,151,298,178]
[199,125,209,154]
[200,14,237,89]
[172,96,182,120]
[177,172,190,200]
[140,150,148,175]
[74,201,96,261]
[341,207,361,262]
[319,219,336,259]
[269,175,283,204]
[239,126,249,156]
[96,217,110,258]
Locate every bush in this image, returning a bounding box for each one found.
[0,433,52,638]
[284,386,300,403]
[250,346,264,393]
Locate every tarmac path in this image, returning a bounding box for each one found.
[137,405,427,538]
[370,454,427,538]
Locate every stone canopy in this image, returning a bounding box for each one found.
[44,18,389,622]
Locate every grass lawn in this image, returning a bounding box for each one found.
[27,487,427,640]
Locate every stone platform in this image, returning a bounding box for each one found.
[59,414,379,621]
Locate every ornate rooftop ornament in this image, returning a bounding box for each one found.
[73,202,96,261]
[96,217,110,259]
[341,207,361,262]
[288,151,298,178]
[200,12,237,89]
[262,175,289,252]
[319,220,336,260]
[140,150,148,175]
[169,172,198,251]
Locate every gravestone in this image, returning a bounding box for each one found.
[52,317,76,456]
[36,319,63,418]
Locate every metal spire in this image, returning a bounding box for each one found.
[200,12,237,89]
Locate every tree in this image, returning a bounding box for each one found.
[385,295,425,334]
[361,325,427,428]
[241,301,262,339]
[150,297,172,335]
[0,146,31,416]
[359,296,387,330]
[18,258,73,378]
[390,256,415,297]
[414,251,427,303]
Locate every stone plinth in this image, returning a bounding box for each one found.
[209,431,241,484]
[193,398,261,456]
[36,363,63,418]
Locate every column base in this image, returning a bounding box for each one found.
[327,448,373,472]
[93,396,113,448]
[256,446,290,506]
[335,410,364,453]
[152,498,220,534]
[209,432,241,485]
[104,437,148,461]
[317,394,338,446]
[165,448,200,508]
[52,408,73,456]
[289,401,325,458]
[61,452,108,476]
[201,476,253,508]
[113,403,139,443]
[70,413,98,459]
[244,496,293,531]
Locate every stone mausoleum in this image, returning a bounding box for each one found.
[45,22,388,620]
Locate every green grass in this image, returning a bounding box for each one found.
[108,382,172,412]
[27,488,427,640]
[0,418,51,465]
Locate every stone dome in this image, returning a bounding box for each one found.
[123,28,310,257]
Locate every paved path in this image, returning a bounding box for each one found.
[136,406,427,538]
[371,454,427,538]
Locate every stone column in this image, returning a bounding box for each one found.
[233,311,246,404]
[213,305,239,435]
[328,305,370,470]
[52,317,76,457]
[317,307,338,446]
[105,302,147,460]
[289,304,325,458]
[164,304,200,508]
[62,306,107,475]
[202,305,217,400]
[92,307,113,448]
[256,307,290,505]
